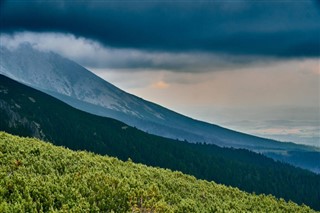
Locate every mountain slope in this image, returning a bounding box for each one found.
[1,74,320,210]
[0,132,317,213]
[0,43,319,173]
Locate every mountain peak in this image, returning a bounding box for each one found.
[0,43,136,112]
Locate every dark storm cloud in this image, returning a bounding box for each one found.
[1,0,320,57]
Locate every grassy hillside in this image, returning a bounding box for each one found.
[0,132,317,212]
[1,74,320,210]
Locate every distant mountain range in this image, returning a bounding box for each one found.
[1,74,320,210]
[0,43,319,173]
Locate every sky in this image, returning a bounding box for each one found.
[0,0,319,147]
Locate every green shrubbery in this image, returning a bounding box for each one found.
[0,132,316,212]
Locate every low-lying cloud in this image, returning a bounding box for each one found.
[0,32,275,73]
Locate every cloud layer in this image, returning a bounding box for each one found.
[1,0,320,57]
[1,1,319,146]
[0,32,273,72]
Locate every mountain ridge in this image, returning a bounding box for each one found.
[0,43,319,173]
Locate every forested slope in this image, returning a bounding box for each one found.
[1,74,320,210]
[0,132,317,212]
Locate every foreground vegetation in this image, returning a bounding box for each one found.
[0,132,317,212]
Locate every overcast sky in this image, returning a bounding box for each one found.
[1,1,319,146]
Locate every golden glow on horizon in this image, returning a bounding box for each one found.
[152,81,170,89]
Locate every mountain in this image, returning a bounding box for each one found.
[0,43,319,173]
[1,74,320,210]
[1,132,317,212]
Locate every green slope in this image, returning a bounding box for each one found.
[0,132,317,213]
[1,74,320,210]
